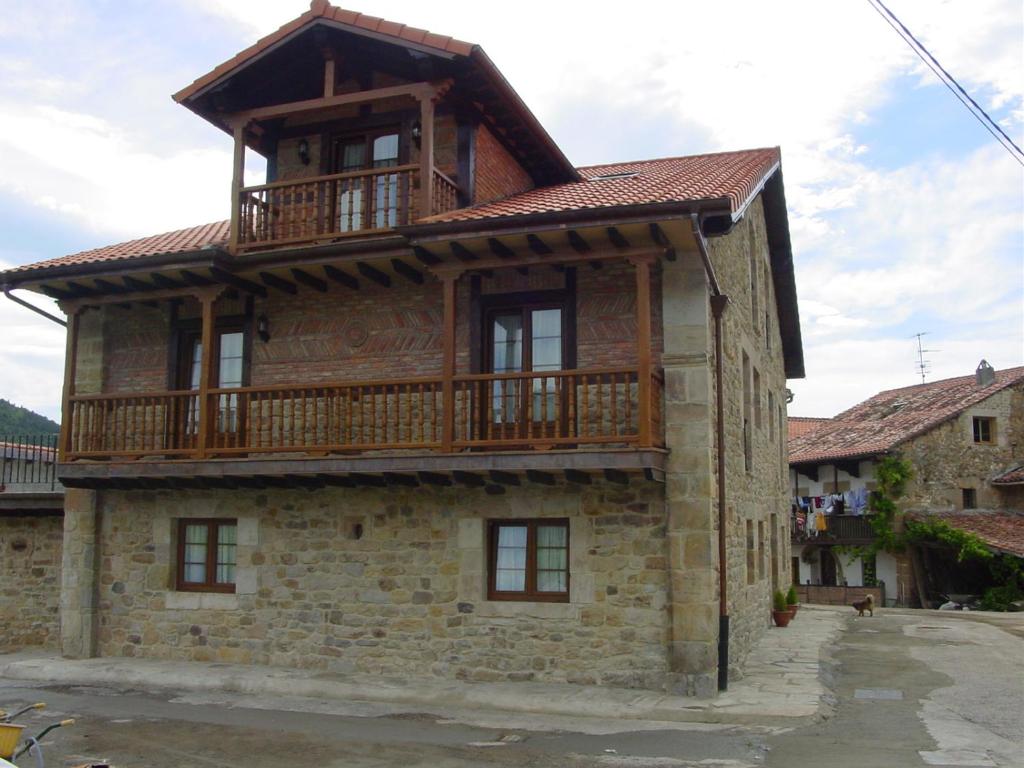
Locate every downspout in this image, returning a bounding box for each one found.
[690,214,731,691]
[3,286,67,327]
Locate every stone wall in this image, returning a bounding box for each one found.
[92,482,670,689]
[0,514,63,649]
[901,385,1024,511]
[707,196,792,678]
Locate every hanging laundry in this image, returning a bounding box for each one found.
[807,509,819,537]
[815,512,828,532]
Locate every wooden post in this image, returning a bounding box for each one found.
[323,53,336,97]
[228,123,246,252]
[57,305,82,462]
[440,272,459,452]
[418,96,435,220]
[195,288,223,458]
[631,255,655,446]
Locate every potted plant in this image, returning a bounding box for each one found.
[772,590,792,627]
[786,584,799,617]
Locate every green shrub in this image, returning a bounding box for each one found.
[786,585,798,605]
[773,590,788,612]
[979,583,1022,612]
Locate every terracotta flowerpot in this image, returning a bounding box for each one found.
[787,603,799,617]
[772,609,792,628]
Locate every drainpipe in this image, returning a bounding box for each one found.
[3,286,67,327]
[690,214,731,691]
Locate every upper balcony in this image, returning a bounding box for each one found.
[792,513,876,544]
[0,435,63,513]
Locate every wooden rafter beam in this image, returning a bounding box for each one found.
[564,469,591,485]
[323,265,359,290]
[208,267,268,297]
[526,234,552,256]
[417,471,452,486]
[488,470,520,486]
[291,268,328,293]
[356,262,390,287]
[606,227,630,249]
[180,270,215,287]
[150,273,185,290]
[226,81,436,125]
[526,469,556,486]
[449,242,478,262]
[604,468,630,485]
[413,246,443,266]
[259,271,297,295]
[487,238,516,259]
[453,470,485,487]
[429,245,670,277]
[567,230,591,254]
[391,259,424,285]
[121,276,155,292]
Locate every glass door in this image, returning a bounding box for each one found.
[180,329,246,442]
[487,306,564,439]
[332,131,400,231]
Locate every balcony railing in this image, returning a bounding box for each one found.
[1,435,59,492]
[792,513,876,543]
[63,368,664,461]
[237,164,460,251]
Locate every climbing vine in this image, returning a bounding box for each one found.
[860,453,1022,610]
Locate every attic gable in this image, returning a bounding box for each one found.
[173,1,577,186]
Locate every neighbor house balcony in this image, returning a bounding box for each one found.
[236,165,460,252]
[0,435,64,513]
[792,513,876,544]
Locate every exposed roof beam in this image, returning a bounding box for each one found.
[567,230,591,254]
[150,273,186,290]
[225,81,436,125]
[526,469,556,485]
[487,238,516,259]
[291,268,328,292]
[259,271,298,295]
[357,262,391,287]
[208,267,268,297]
[413,246,443,266]
[323,264,359,290]
[391,259,424,285]
[526,234,552,255]
[449,242,478,262]
[606,227,630,249]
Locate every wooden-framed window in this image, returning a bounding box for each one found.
[488,519,569,602]
[330,127,404,231]
[972,416,995,444]
[961,488,977,509]
[176,519,237,593]
[746,520,755,585]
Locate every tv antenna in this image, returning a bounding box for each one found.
[912,332,938,383]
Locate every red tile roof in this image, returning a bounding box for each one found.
[2,222,230,277]
[0,148,781,279]
[993,467,1024,486]
[173,0,475,104]
[907,511,1024,558]
[788,366,1024,465]
[425,148,781,223]
[788,417,831,441]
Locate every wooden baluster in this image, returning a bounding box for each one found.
[610,374,619,437]
[624,373,633,436]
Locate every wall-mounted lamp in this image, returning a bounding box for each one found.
[256,313,270,342]
[297,138,311,166]
[411,121,422,148]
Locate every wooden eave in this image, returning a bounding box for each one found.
[58,449,666,492]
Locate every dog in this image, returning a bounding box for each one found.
[852,594,874,617]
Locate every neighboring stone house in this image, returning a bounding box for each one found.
[788,361,1024,606]
[0,437,64,649]
[0,2,804,696]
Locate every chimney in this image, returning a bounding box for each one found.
[976,359,996,387]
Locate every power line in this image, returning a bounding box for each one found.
[866,0,1024,167]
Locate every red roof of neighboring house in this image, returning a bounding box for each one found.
[426,149,780,224]
[0,149,780,278]
[788,366,1024,465]
[173,0,475,104]
[908,511,1024,558]
[993,467,1024,486]
[788,417,831,442]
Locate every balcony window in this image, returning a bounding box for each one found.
[488,520,569,602]
[332,130,401,231]
[176,319,249,438]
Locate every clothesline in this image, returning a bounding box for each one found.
[792,488,870,537]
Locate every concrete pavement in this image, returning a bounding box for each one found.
[0,605,844,728]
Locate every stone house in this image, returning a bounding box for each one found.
[0,2,804,695]
[788,361,1024,606]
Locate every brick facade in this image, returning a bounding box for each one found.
[473,124,534,205]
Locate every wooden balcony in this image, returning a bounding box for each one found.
[63,368,664,463]
[792,514,876,544]
[236,165,460,252]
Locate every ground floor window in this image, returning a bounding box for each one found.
[488,519,569,602]
[176,519,237,592]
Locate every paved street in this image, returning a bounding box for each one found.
[0,607,1020,767]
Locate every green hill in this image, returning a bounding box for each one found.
[0,399,60,437]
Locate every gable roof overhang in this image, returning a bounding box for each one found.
[172,2,578,186]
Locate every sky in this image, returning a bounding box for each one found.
[0,0,1021,421]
